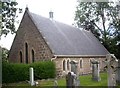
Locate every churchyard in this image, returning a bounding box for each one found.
[3,73,107,87]
[1,1,120,88]
[2,54,120,87]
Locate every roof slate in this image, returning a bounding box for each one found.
[28,11,109,56]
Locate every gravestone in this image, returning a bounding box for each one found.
[29,67,35,86]
[0,46,1,88]
[66,72,74,88]
[66,61,80,87]
[70,61,78,74]
[66,72,80,88]
[91,60,101,81]
[54,78,58,88]
[116,59,120,84]
[104,54,118,87]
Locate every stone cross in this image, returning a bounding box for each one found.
[29,67,35,86]
[91,60,101,82]
[104,54,118,87]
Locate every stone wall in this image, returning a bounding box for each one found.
[9,11,53,63]
[53,57,106,77]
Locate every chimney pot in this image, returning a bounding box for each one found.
[49,11,53,19]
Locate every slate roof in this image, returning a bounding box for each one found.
[27,10,109,56]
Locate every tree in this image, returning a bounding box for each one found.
[74,2,120,58]
[0,0,22,37]
[1,47,9,62]
[74,1,120,83]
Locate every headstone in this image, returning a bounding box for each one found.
[70,61,78,74]
[91,60,101,81]
[66,61,80,88]
[0,46,2,88]
[54,78,58,88]
[29,67,35,86]
[66,72,79,88]
[104,54,118,87]
[66,72,74,88]
[74,74,80,87]
[116,59,120,84]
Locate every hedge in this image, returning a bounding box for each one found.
[2,61,56,83]
[30,61,56,79]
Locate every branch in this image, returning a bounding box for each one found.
[101,10,107,42]
[106,24,111,31]
[87,17,103,35]
[92,22,103,34]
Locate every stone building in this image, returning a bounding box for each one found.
[9,8,109,76]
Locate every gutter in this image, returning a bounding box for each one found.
[53,55,106,58]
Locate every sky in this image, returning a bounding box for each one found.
[1,0,119,50]
[0,0,77,50]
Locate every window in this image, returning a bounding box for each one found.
[90,59,92,67]
[63,60,65,71]
[67,60,69,70]
[32,49,35,62]
[20,51,22,63]
[80,60,82,68]
[25,43,28,64]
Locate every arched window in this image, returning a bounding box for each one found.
[80,60,82,68]
[32,49,35,62]
[25,43,28,64]
[20,51,22,63]
[67,60,69,70]
[90,59,92,67]
[63,60,65,71]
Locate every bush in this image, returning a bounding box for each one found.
[2,61,56,83]
[30,61,56,79]
[2,61,29,83]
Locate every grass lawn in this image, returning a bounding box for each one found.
[2,72,109,87]
[80,72,107,86]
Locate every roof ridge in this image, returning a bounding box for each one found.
[29,11,80,30]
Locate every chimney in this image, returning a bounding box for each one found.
[49,11,53,19]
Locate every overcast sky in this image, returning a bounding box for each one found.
[0,0,77,50]
[1,0,118,50]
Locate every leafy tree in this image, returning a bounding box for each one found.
[74,1,120,83]
[0,0,22,37]
[1,47,9,62]
[74,2,120,59]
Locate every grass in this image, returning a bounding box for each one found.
[2,72,109,87]
[80,73,107,86]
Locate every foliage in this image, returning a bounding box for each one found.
[74,2,120,59]
[1,47,9,62]
[2,61,56,83]
[0,0,22,37]
[30,61,56,79]
[2,61,29,83]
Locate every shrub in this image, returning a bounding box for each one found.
[2,61,56,83]
[30,61,56,79]
[2,62,29,83]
